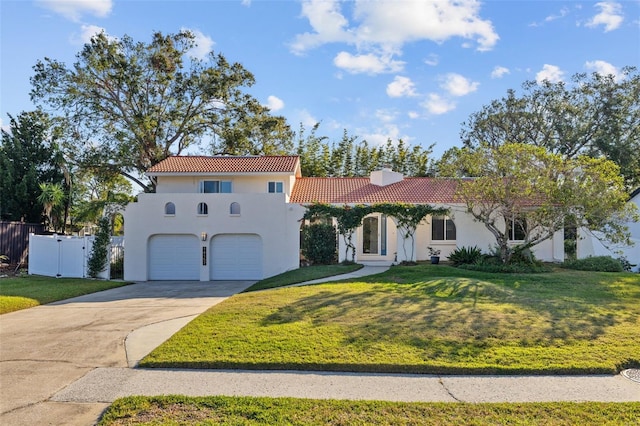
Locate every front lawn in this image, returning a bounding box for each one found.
[98,396,640,425]
[141,265,640,374]
[0,275,131,314]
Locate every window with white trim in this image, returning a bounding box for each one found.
[268,181,284,193]
[200,180,232,193]
[431,216,456,240]
[507,216,527,241]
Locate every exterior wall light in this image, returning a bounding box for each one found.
[201,232,207,241]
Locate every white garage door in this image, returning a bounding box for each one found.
[211,234,262,280]
[149,235,200,280]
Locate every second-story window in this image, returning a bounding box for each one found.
[200,180,232,193]
[268,181,283,193]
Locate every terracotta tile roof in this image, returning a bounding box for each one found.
[147,155,301,175]
[290,177,460,204]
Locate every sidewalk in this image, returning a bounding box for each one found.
[286,265,390,286]
[53,368,640,404]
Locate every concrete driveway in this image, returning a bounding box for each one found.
[0,280,253,426]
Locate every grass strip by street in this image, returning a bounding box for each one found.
[98,396,640,425]
[141,264,640,374]
[0,276,131,314]
[243,263,363,292]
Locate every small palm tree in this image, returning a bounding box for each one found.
[37,182,65,231]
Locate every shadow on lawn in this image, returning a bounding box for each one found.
[261,275,630,349]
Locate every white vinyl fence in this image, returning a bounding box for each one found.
[28,234,125,279]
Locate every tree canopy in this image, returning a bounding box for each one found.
[440,143,637,263]
[296,123,435,178]
[0,110,66,223]
[459,67,640,190]
[30,31,293,192]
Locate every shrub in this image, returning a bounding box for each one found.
[459,262,551,274]
[448,246,482,266]
[561,256,624,272]
[88,217,111,278]
[302,223,337,265]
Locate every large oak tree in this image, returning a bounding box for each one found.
[30,31,293,192]
[459,67,640,190]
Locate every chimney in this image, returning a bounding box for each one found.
[370,167,403,186]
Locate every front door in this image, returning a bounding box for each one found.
[362,215,387,256]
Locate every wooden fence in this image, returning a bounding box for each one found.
[0,221,46,264]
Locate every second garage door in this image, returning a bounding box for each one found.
[210,234,262,280]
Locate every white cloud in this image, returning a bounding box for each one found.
[536,64,565,84]
[422,93,456,115]
[296,109,319,127]
[291,0,499,73]
[37,0,112,22]
[408,111,420,119]
[266,95,285,112]
[290,0,353,54]
[333,51,404,75]
[360,123,405,146]
[182,28,215,60]
[375,109,398,123]
[387,76,417,98]
[491,66,510,79]
[352,0,499,51]
[440,73,479,96]
[70,24,107,45]
[586,2,624,32]
[424,54,439,66]
[585,60,622,81]
[530,6,570,27]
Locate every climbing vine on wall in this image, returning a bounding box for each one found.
[303,202,449,263]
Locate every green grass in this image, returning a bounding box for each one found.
[0,275,131,314]
[141,264,640,374]
[243,263,363,292]
[98,396,640,425]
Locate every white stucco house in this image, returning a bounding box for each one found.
[123,155,565,281]
[577,187,640,270]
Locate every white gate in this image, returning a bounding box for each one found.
[28,234,124,279]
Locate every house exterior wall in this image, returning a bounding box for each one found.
[124,192,304,281]
[335,207,563,265]
[577,193,640,270]
[155,173,296,201]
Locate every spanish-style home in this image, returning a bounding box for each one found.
[123,155,566,281]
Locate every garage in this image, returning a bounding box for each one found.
[210,234,262,280]
[148,234,200,280]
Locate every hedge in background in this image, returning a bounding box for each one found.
[562,256,624,272]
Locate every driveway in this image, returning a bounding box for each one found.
[0,280,253,426]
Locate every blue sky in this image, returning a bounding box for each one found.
[1,0,639,158]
